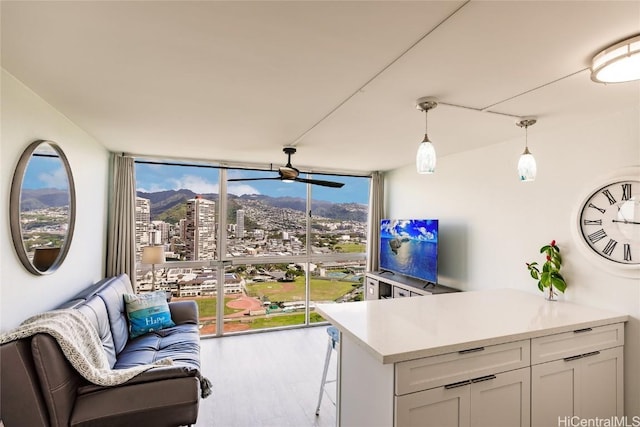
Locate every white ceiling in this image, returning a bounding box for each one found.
[2,1,639,173]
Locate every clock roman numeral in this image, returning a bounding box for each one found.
[588,203,606,214]
[621,183,632,201]
[583,219,602,225]
[602,189,616,205]
[602,239,617,256]
[588,229,607,244]
[624,244,632,262]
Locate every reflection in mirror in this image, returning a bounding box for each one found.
[10,140,76,275]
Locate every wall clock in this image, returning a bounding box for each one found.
[575,167,640,277]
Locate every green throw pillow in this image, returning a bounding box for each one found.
[124,291,175,339]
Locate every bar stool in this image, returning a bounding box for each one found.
[315,326,339,416]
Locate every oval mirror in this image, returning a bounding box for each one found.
[10,140,76,275]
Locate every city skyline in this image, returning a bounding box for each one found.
[135,163,370,204]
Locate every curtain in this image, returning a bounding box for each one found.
[106,154,137,286]
[366,171,384,272]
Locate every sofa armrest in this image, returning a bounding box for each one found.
[169,300,199,325]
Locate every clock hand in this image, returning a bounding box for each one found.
[612,219,640,225]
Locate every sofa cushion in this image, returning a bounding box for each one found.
[96,274,134,354]
[114,324,200,371]
[71,377,199,427]
[77,296,117,367]
[124,291,176,339]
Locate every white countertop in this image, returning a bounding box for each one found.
[316,289,628,364]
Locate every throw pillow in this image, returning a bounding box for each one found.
[124,291,175,339]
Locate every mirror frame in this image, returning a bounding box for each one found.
[10,140,76,275]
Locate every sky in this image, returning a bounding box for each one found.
[23,155,69,190]
[135,162,370,204]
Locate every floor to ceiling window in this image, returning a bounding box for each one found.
[134,160,370,336]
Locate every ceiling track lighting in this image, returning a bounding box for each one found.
[416,96,438,174]
[591,34,640,83]
[516,118,537,182]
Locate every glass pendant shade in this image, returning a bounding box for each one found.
[415,97,438,174]
[518,147,537,182]
[416,136,436,174]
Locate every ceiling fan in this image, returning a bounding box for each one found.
[228,147,344,188]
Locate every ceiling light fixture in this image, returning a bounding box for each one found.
[416,97,438,174]
[516,118,537,182]
[591,34,640,83]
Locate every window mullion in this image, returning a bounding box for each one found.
[305,175,312,325]
[216,168,228,336]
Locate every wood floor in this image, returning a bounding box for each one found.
[196,326,338,427]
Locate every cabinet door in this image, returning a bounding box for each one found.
[531,346,624,427]
[365,277,379,300]
[396,385,470,427]
[470,368,530,427]
[531,357,578,427]
[579,346,624,418]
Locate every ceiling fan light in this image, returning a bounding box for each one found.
[518,148,537,182]
[591,34,640,83]
[416,138,436,174]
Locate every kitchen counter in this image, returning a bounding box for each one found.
[316,288,628,364]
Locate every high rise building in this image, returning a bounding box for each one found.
[184,196,216,260]
[135,197,151,261]
[152,220,170,244]
[236,209,245,239]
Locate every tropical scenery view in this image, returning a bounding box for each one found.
[134,162,371,335]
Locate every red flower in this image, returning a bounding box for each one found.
[546,255,552,261]
[551,240,556,247]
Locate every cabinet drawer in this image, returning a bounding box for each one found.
[395,339,530,395]
[531,323,624,365]
[393,287,411,298]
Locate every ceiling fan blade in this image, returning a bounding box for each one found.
[227,177,281,182]
[294,177,344,188]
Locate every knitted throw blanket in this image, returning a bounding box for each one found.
[0,309,173,387]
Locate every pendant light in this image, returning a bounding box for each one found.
[416,97,438,174]
[591,34,640,83]
[516,118,537,182]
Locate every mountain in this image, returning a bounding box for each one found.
[21,188,69,210]
[136,190,367,224]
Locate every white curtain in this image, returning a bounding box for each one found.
[366,171,384,272]
[106,154,137,286]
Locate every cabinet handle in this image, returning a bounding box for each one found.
[458,346,485,354]
[573,327,593,334]
[582,350,601,358]
[563,354,584,362]
[471,374,497,383]
[444,379,471,389]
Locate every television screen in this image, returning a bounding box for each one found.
[379,219,438,284]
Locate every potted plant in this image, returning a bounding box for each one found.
[526,240,567,300]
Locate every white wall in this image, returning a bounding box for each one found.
[1,70,109,331]
[386,105,640,416]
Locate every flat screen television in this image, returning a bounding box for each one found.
[379,219,438,284]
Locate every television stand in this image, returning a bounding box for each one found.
[364,271,459,300]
